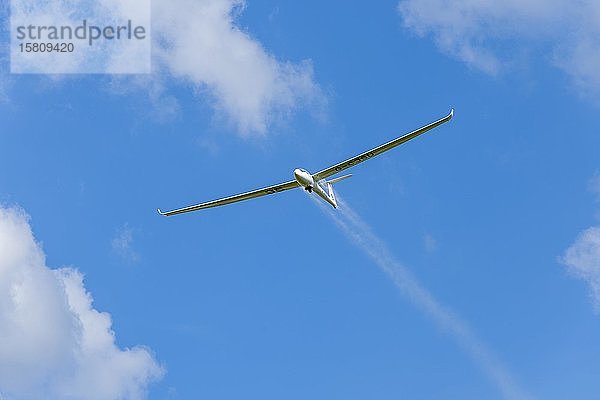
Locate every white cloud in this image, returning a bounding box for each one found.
[561,227,600,311]
[398,0,600,95]
[151,0,322,135]
[112,224,140,264]
[0,206,163,400]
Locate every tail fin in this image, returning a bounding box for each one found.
[327,181,337,207]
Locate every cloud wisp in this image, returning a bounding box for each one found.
[561,173,600,311]
[398,0,600,97]
[561,227,600,310]
[312,196,531,400]
[0,206,163,400]
[112,223,140,264]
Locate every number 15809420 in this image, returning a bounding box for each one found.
[19,42,74,53]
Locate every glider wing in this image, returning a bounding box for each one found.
[313,109,453,181]
[158,180,299,216]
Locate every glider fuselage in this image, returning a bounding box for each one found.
[294,168,337,208]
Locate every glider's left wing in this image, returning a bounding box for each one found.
[158,180,299,216]
[313,109,453,181]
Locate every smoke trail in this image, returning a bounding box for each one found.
[312,195,532,400]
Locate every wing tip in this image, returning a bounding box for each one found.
[449,108,454,119]
[157,208,168,216]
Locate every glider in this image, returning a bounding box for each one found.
[158,109,454,216]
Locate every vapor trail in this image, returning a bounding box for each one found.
[312,195,531,400]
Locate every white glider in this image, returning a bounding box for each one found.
[158,109,454,216]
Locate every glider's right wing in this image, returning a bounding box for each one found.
[158,180,299,216]
[313,109,454,181]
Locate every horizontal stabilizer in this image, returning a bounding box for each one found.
[327,174,352,184]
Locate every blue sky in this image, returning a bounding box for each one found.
[1,1,600,399]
